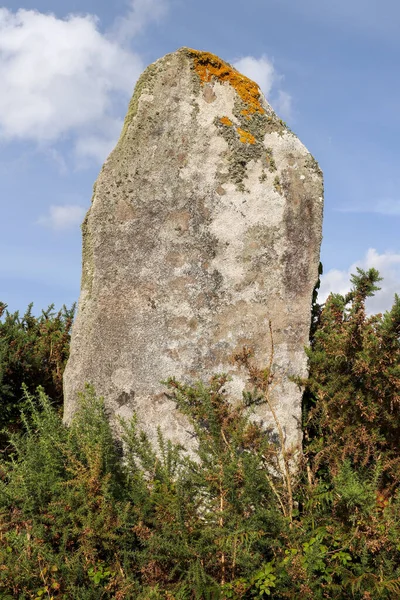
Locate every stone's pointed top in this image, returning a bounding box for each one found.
[154,46,264,112]
[64,48,323,455]
[186,48,264,114]
[116,45,280,181]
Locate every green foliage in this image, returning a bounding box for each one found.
[87,563,116,586]
[304,267,400,482]
[0,379,288,598]
[119,374,287,598]
[292,268,400,599]
[252,562,277,596]
[0,269,400,598]
[0,302,75,446]
[0,386,140,598]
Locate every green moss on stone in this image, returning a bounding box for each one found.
[81,210,94,297]
[214,100,285,190]
[274,175,283,195]
[305,154,323,177]
[118,62,159,143]
[266,148,277,172]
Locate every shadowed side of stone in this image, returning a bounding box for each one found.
[63,47,323,452]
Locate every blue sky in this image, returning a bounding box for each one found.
[1,0,400,314]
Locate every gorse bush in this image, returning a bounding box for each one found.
[0,270,399,598]
[0,387,136,599]
[0,380,290,599]
[304,268,400,483]
[0,302,74,447]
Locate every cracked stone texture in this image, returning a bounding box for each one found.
[63,48,323,452]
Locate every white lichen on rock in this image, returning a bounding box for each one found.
[63,48,323,453]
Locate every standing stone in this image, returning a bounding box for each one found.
[63,48,323,452]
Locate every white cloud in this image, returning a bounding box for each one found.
[275,90,292,120]
[112,0,168,43]
[233,56,275,98]
[320,248,400,313]
[37,204,86,231]
[74,118,124,165]
[233,55,292,119]
[75,133,119,166]
[0,1,168,163]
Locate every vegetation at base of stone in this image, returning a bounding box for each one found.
[0,270,400,598]
[0,302,75,447]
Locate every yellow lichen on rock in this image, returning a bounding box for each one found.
[220,116,233,126]
[237,128,256,144]
[188,49,265,115]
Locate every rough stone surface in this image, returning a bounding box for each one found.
[63,48,323,452]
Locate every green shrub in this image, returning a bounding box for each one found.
[304,268,400,484]
[293,268,400,599]
[0,302,74,447]
[0,380,287,598]
[0,270,400,598]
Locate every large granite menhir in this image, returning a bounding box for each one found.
[63,48,323,451]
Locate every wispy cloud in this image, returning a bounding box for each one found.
[112,0,169,43]
[338,198,400,216]
[233,55,292,119]
[37,204,85,231]
[43,148,68,175]
[275,90,292,120]
[320,248,400,313]
[74,119,124,165]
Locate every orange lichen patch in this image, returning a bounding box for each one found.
[237,128,256,144]
[220,116,233,126]
[189,49,264,115]
[241,108,252,120]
